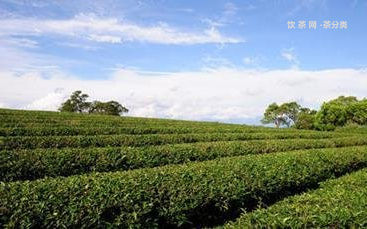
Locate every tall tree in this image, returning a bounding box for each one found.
[261,103,286,128]
[347,99,367,125]
[315,96,366,130]
[262,102,302,128]
[279,102,302,126]
[59,90,90,113]
[315,96,356,130]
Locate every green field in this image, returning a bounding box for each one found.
[1,108,367,228]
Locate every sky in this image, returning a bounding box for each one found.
[0,0,366,124]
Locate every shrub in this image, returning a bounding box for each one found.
[225,168,367,228]
[2,146,367,228]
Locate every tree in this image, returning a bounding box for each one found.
[263,96,367,130]
[314,96,359,130]
[261,103,287,128]
[59,90,90,113]
[346,99,367,125]
[294,108,317,130]
[89,100,128,116]
[59,91,129,116]
[261,102,301,128]
[279,102,301,126]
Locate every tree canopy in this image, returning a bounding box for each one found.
[89,100,129,116]
[263,96,367,130]
[315,96,367,130]
[261,102,301,128]
[59,90,90,113]
[59,91,128,116]
[294,108,317,130]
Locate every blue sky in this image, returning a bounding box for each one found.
[0,0,366,124]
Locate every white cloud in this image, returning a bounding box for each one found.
[87,34,122,43]
[243,56,262,65]
[281,48,300,68]
[243,57,255,65]
[56,41,100,51]
[243,55,266,69]
[202,56,233,68]
[175,8,195,13]
[0,33,86,73]
[0,36,39,49]
[1,68,366,123]
[223,2,238,16]
[0,102,8,108]
[0,13,242,45]
[25,90,67,111]
[203,2,241,28]
[281,49,296,62]
[287,0,326,16]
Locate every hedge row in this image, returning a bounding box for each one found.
[0,111,237,127]
[0,122,237,128]
[225,168,367,228]
[2,137,367,181]
[0,109,305,132]
[0,109,193,123]
[2,146,367,228]
[336,126,367,134]
[0,110,217,125]
[0,121,250,130]
[0,132,347,150]
[0,115,298,133]
[0,116,225,125]
[0,126,304,137]
[0,119,233,128]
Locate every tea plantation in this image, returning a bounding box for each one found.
[1,108,367,228]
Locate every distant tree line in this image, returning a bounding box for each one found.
[59,91,128,116]
[262,96,367,130]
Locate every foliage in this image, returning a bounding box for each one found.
[58,90,90,113]
[2,146,367,228]
[347,99,367,125]
[0,131,347,150]
[261,102,301,127]
[225,168,367,228]
[315,96,367,130]
[0,125,309,136]
[89,100,128,116]
[261,103,287,127]
[2,108,367,227]
[335,125,367,134]
[2,136,367,181]
[59,90,128,116]
[294,108,317,130]
[263,96,367,130]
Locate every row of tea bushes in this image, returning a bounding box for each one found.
[0,132,348,150]
[2,137,367,181]
[2,146,367,228]
[225,168,367,228]
[0,126,307,137]
[0,109,238,128]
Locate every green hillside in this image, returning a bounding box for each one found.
[1,108,367,228]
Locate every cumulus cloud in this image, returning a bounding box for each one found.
[25,89,67,111]
[0,68,366,123]
[0,13,242,45]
